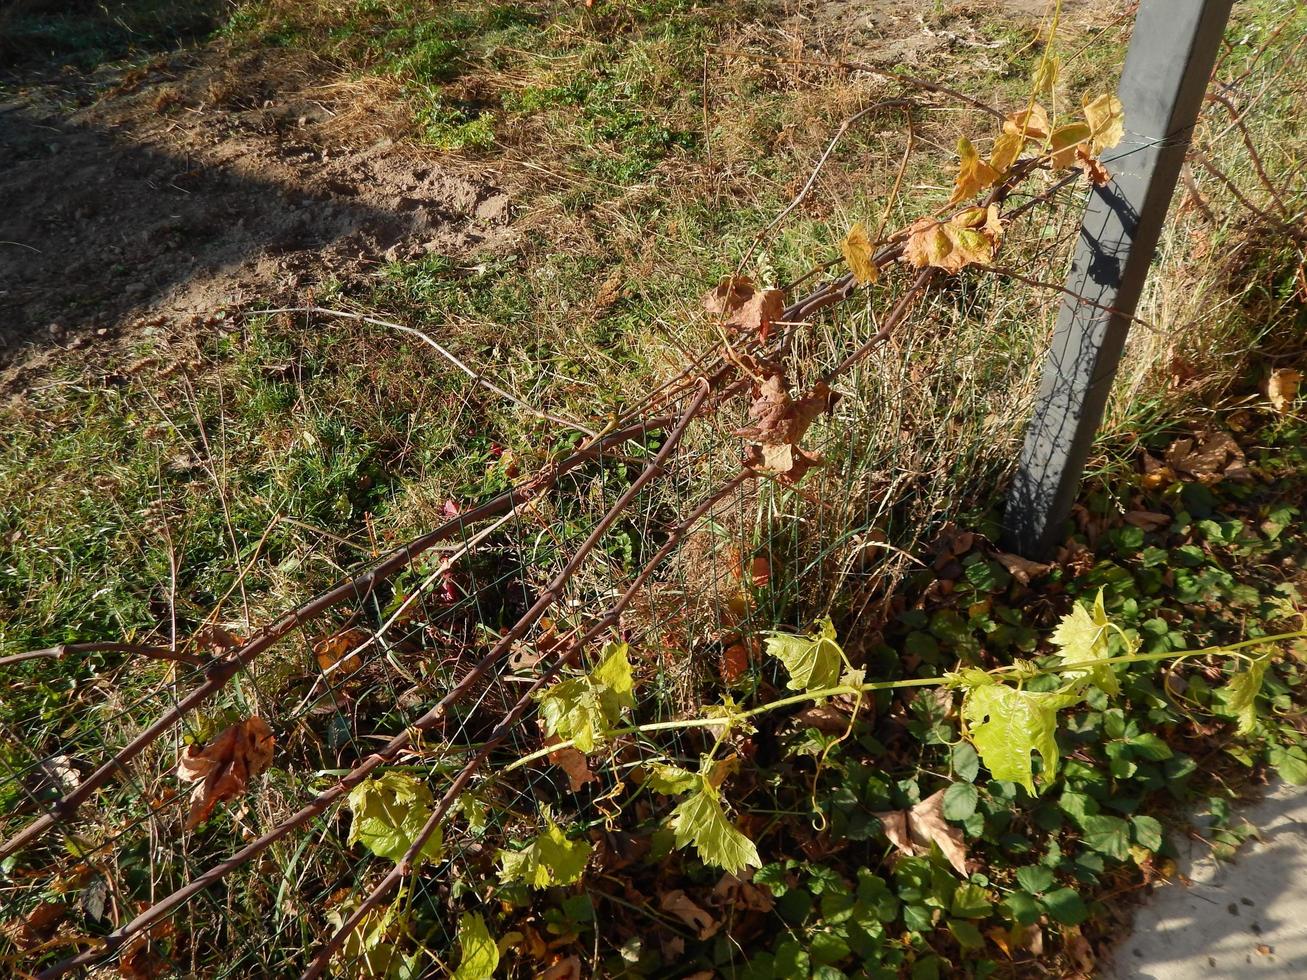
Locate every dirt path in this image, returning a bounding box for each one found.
[0,46,512,371]
[1108,782,1307,978]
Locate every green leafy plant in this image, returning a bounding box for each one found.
[347,771,444,865]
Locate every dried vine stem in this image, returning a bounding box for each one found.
[0,642,202,670]
[307,257,950,972]
[303,461,746,979]
[38,384,711,980]
[1,415,673,862]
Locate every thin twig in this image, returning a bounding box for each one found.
[251,306,599,437]
[36,392,708,980]
[2,416,673,863]
[0,643,204,670]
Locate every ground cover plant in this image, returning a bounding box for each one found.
[1,0,1305,978]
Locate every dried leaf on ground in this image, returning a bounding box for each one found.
[701,275,785,341]
[545,736,598,792]
[659,889,720,939]
[873,788,969,877]
[313,627,369,675]
[995,552,1051,586]
[792,703,854,734]
[119,937,168,980]
[711,871,775,913]
[720,642,750,684]
[176,716,274,828]
[3,901,66,950]
[1124,510,1170,531]
[841,221,879,284]
[1004,103,1051,142]
[1140,451,1176,489]
[1164,430,1249,484]
[1268,368,1302,413]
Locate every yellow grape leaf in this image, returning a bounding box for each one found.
[904,219,953,269]
[948,136,1001,205]
[765,617,843,692]
[1032,55,1059,95]
[1083,93,1124,153]
[841,221,879,284]
[498,813,592,888]
[1048,122,1091,170]
[1050,588,1121,697]
[1224,654,1270,736]
[452,913,499,980]
[903,211,998,274]
[990,131,1024,174]
[668,777,761,875]
[347,771,444,865]
[1003,103,1051,142]
[962,681,1080,794]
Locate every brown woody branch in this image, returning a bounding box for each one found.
[38,386,711,980]
[2,416,674,864]
[0,643,203,670]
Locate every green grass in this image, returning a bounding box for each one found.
[1,0,1304,975]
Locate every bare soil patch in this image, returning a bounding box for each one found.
[0,45,512,372]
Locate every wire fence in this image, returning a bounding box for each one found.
[3,6,1302,976]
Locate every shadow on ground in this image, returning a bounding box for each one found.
[1109,782,1307,978]
[0,45,512,368]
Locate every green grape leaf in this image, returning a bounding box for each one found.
[452,913,499,980]
[347,772,444,865]
[327,894,420,980]
[498,814,592,889]
[668,777,761,875]
[1224,654,1270,735]
[535,641,636,753]
[536,678,604,754]
[646,763,699,796]
[455,793,488,834]
[765,618,843,692]
[592,641,636,717]
[961,683,1079,794]
[1050,589,1120,696]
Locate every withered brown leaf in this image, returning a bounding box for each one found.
[873,788,969,877]
[176,716,274,828]
[658,888,720,939]
[545,736,598,792]
[995,552,1050,586]
[701,276,786,341]
[313,628,369,676]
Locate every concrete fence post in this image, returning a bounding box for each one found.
[1002,0,1235,559]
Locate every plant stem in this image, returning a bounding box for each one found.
[504,629,1307,773]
